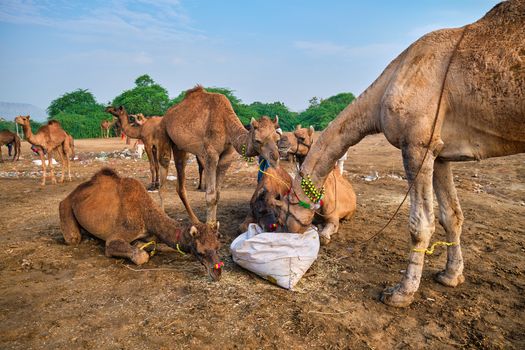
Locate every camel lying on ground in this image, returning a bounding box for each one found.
[59,168,223,280]
[0,130,21,161]
[242,126,356,243]
[162,85,281,225]
[15,116,73,185]
[275,0,525,307]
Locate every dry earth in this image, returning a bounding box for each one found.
[0,135,523,349]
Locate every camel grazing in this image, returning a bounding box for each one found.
[106,107,172,196]
[162,85,281,225]
[15,116,73,185]
[275,0,525,307]
[0,130,21,161]
[100,118,116,138]
[59,168,223,280]
[247,125,355,243]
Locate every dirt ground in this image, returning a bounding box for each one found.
[0,135,523,349]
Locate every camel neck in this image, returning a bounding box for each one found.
[145,207,187,247]
[301,95,381,186]
[226,116,253,155]
[117,113,142,139]
[21,123,41,147]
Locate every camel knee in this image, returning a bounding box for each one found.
[408,215,434,245]
[438,207,464,233]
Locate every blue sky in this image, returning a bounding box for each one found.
[0,0,500,112]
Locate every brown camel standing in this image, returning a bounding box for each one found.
[276,0,525,307]
[59,168,222,280]
[0,130,21,161]
[106,107,172,198]
[15,116,73,185]
[162,86,281,225]
[100,119,116,138]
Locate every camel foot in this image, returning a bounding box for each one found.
[146,182,158,192]
[435,271,465,287]
[131,249,150,265]
[319,234,331,246]
[380,284,415,308]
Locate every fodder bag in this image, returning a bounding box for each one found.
[230,223,320,290]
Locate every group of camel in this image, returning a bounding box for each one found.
[4,0,524,306]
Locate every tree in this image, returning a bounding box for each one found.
[297,92,355,130]
[248,101,298,131]
[47,89,103,117]
[112,75,170,116]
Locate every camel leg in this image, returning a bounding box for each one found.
[152,146,160,189]
[197,156,205,191]
[157,146,171,212]
[433,159,465,287]
[105,238,150,265]
[39,151,47,186]
[47,151,57,184]
[59,197,82,245]
[145,146,156,190]
[319,220,338,246]
[381,145,436,307]
[0,146,3,162]
[173,148,200,224]
[56,148,65,183]
[204,150,220,224]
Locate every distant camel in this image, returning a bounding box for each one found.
[106,107,172,203]
[100,118,116,138]
[15,116,73,185]
[0,130,21,161]
[276,0,525,307]
[162,85,281,225]
[59,168,223,280]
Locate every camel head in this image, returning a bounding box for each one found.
[105,105,127,119]
[248,115,281,167]
[185,222,223,281]
[14,115,31,127]
[271,182,316,234]
[278,125,315,159]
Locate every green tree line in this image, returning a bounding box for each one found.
[6,74,356,139]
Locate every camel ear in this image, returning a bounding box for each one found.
[309,125,315,136]
[295,124,301,131]
[118,106,124,111]
[273,115,279,125]
[189,225,198,237]
[216,221,220,231]
[271,198,285,208]
[27,115,30,120]
[250,117,259,129]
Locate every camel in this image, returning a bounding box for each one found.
[15,116,73,185]
[247,125,356,243]
[162,85,281,225]
[0,130,21,161]
[100,118,116,138]
[275,0,525,307]
[59,168,223,280]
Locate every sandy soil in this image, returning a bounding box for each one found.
[0,136,523,349]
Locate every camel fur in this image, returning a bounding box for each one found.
[59,168,223,280]
[276,0,525,307]
[0,130,21,161]
[162,85,281,225]
[15,116,73,185]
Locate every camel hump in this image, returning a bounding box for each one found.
[90,167,120,181]
[185,85,205,96]
[48,120,62,126]
[480,0,525,23]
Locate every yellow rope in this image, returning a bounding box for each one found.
[139,240,157,257]
[258,159,291,189]
[176,244,186,256]
[413,241,457,255]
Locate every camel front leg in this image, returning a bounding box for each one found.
[319,220,338,246]
[39,150,47,186]
[204,151,220,224]
[157,146,171,212]
[106,238,150,265]
[56,148,65,183]
[433,159,465,287]
[144,146,156,191]
[47,151,57,184]
[381,145,436,307]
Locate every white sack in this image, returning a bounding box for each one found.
[230,223,319,290]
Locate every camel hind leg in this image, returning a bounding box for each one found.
[144,145,157,191]
[173,147,200,224]
[105,238,150,265]
[433,159,465,287]
[157,143,171,212]
[59,197,82,245]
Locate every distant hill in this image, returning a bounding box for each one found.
[0,101,48,122]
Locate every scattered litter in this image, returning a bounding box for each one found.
[386,173,404,181]
[426,297,436,302]
[33,159,58,166]
[363,171,379,182]
[166,175,177,181]
[231,223,319,290]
